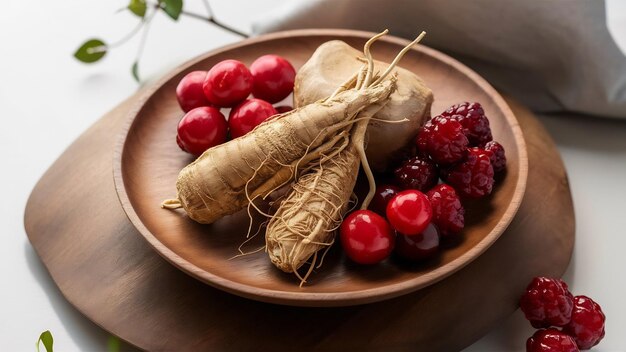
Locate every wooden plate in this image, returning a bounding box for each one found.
[113,30,528,306]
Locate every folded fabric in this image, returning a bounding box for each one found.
[254,0,626,119]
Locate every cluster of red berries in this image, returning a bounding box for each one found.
[174,55,296,156]
[521,277,606,351]
[340,102,506,264]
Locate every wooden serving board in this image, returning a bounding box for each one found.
[24,88,573,350]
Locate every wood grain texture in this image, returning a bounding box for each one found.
[113,30,528,306]
[24,31,573,352]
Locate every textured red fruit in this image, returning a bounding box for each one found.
[520,277,574,328]
[177,107,228,156]
[441,102,493,147]
[442,148,494,198]
[393,156,439,192]
[386,190,432,236]
[340,210,395,264]
[484,141,507,173]
[526,329,579,352]
[228,98,277,138]
[416,117,469,164]
[563,296,606,349]
[176,71,211,112]
[426,184,465,237]
[250,55,296,103]
[369,184,401,217]
[394,223,440,261]
[203,59,252,107]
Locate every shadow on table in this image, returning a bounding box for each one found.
[24,240,140,352]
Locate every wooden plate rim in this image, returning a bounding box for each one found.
[112,29,528,306]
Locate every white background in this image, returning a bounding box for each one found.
[1,1,625,351]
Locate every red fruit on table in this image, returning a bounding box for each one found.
[176,107,228,156]
[393,155,439,192]
[394,223,440,262]
[519,277,574,328]
[442,148,494,198]
[250,55,296,103]
[526,329,579,352]
[228,99,278,138]
[416,116,469,165]
[176,71,211,112]
[175,134,186,152]
[369,184,401,217]
[386,190,432,236]
[483,140,507,173]
[441,102,493,147]
[203,59,252,107]
[340,210,395,265]
[563,296,606,350]
[426,184,465,237]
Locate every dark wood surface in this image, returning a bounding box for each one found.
[24,30,573,351]
[113,30,528,306]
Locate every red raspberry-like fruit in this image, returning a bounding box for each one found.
[393,156,439,192]
[484,141,506,173]
[416,117,469,164]
[526,329,579,352]
[442,148,494,198]
[520,277,574,328]
[563,296,606,349]
[441,102,493,147]
[426,184,465,237]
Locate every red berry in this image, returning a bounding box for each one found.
[484,141,507,173]
[520,277,574,328]
[442,148,494,198]
[441,102,493,147]
[203,59,252,107]
[395,223,440,262]
[250,55,296,103]
[393,156,439,192]
[275,105,293,113]
[563,296,606,349]
[340,210,395,264]
[228,99,277,138]
[416,117,469,164]
[526,329,579,352]
[176,71,211,112]
[175,134,186,152]
[426,184,465,237]
[177,107,228,156]
[369,184,401,217]
[386,190,432,236]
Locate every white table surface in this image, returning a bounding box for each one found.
[1,1,625,351]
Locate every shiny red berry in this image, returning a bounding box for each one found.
[526,329,579,352]
[250,55,296,104]
[484,141,507,173]
[416,117,469,164]
[393,156,439,192]
[441,102,493,147]
[426,184,465,237]
[203,59,252,107]
[520,277,574,328]
[176,71,211,112]
[395,223,440,262]
[340,210,395,264]
[369,184,401,217]
[442,148,494,198]
[386,190,432,236]
[228,99,277,138]
[563,296,606,349]
[176,107,228,156]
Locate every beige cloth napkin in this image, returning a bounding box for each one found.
[254,0,626,118]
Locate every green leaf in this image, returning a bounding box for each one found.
[131,62,140,82]
[160,0,183,20]
[107,335,120,352]
[36,330,54,352]
[74,39,107,63]
[128,0,147,17]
